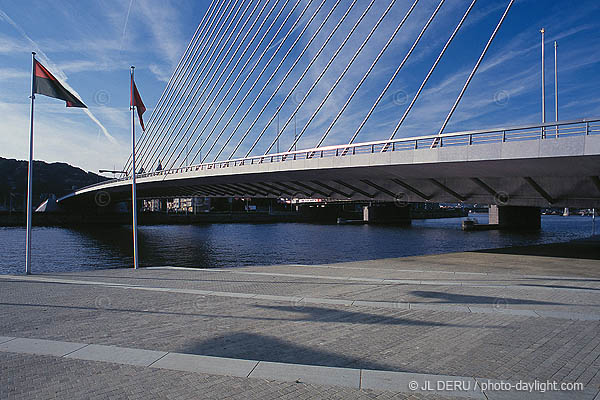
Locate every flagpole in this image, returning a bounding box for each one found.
[130,66,139,270]
[25,52,36,275]
[541,28,546,124]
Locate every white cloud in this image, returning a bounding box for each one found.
[148,63,171,82]
[0,67,28,80]
[134,0,187,64]
[0,102,128,173]
[0,32,27,53]
[58,59,120,74]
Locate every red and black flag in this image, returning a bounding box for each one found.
[33,60,86,108]
[131,76,146,131]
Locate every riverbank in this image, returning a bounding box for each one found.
[1,240,599,399]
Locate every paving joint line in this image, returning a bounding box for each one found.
[359,368,363,390]
[246,360,260,378]
[62,343,90,358]
[148,351,171,368]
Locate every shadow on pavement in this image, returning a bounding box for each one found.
[252,304,500,328]
[410,290,566,305]
[179,332,400,372]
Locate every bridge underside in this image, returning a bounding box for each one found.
[61,135,600,209]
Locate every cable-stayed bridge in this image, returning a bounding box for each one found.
[59,0,600,208]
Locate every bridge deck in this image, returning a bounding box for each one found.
[61,119,600,208]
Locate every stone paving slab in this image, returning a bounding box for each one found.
[409,304,472,313]
[0,336,15,344]
[153,352,259,378]
[467,307,539,317]
[4,334,596,399]
[302,296,354,306]
[0,337,87,357]
[352,300,410,310]
[1,352,454,400]
[66,343,167,366]
[533,310,600,321]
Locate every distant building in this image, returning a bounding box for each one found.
[165,197,210,213]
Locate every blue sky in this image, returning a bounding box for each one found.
[1,0,599,174]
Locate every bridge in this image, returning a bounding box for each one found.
[55,0,600,212]
[60,118,600,208]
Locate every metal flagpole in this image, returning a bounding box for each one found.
[541,28,546,126]
[25,52,36,275]
[554,40,558,137]
[131,66,139,270]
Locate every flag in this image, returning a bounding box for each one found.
[131,76,146,131]
[33,60,86,108]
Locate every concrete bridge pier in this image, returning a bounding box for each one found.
[489,205,541,230]
[363,203,411,225]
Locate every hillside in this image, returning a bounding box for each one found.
[0,157,108,210]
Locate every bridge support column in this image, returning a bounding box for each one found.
[489,205,541,230]
[363,203,411,225]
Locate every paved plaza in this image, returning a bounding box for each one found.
[1,239,599,399]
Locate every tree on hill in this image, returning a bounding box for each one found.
[0,157,108,211]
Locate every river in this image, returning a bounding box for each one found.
[0,214,596,275]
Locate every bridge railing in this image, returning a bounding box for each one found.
[83,117,600,192]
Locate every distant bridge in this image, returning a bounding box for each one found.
[55,0,600,209]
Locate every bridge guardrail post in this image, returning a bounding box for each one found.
[586,122,590,135]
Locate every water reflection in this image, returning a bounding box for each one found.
[0,215,595,275]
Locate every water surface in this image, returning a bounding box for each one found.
[0,214,596,275]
